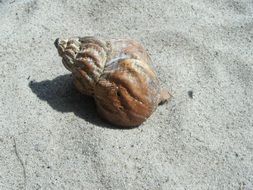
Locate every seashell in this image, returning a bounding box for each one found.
[54,36,170,127]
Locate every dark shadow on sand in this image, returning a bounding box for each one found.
[28,74,122,129]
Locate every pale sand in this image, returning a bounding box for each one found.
[0,0,253,189]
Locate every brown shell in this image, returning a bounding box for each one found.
[55,36,170,127]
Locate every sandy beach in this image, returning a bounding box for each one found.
[0,0,252,189]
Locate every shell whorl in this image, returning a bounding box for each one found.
[94,39,161,127]
[55,37,110,95]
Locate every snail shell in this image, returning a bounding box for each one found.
[55,36,170,127]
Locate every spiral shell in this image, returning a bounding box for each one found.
[55,36,170,127]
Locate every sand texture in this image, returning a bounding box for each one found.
[0,0,253,189]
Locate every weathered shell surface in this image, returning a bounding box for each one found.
[55,36,169,127]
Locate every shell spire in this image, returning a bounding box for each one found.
[55,36,109,96]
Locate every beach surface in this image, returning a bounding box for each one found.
[0,0,253,189]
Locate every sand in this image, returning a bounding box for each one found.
[0,0,253,189]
